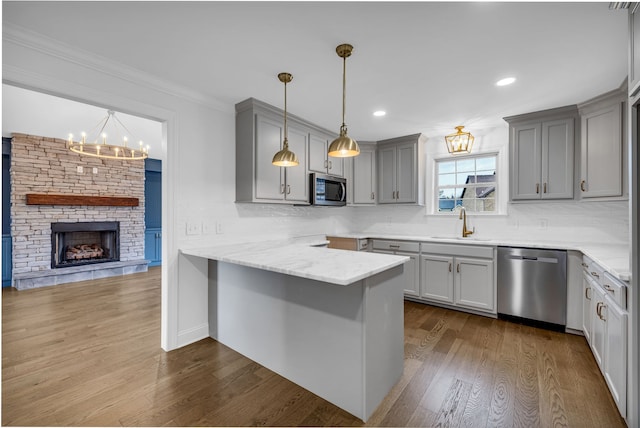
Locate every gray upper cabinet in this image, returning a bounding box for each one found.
[377,134,425,205]
[578,86,626,200]
[236,98,311,204]
[505,106,577,201]
[630,5,640,97]
[308,132,344,177]
[351,142,377,205]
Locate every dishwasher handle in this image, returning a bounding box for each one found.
[506,255,559,264]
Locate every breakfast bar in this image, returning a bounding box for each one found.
[179,240,409,422]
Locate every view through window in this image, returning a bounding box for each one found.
[436,154,497,213]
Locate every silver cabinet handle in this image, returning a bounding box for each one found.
[536,183,540,194]
[389,244,400,249]
[328,160,332,169]
[396,190,400,199]
[581,262,588,268]
[543,182,547,193]
[287,185,291,194]
[591,271,599,278]
[324,160,328,168]
[457,263,460,273]
[371,192,375,200]
[449,262,452,273]
[581,180,586,192]
[585,287,591,300]
[604,284,615,293]
[280,183,285,194]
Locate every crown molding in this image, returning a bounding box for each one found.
[2,23,230,113]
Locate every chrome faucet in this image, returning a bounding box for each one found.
[458,207,475,237]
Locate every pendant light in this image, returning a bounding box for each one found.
[445,126,475,155]
[272,72,299,167]
[328,43,360,158]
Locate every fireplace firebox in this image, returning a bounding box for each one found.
[51,222,120,268]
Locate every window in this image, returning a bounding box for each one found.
[436,154,497,213]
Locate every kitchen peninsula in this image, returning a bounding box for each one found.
[179,239,410,422]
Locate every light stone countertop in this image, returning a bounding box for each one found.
[332,233,631,282]
[180,239,410,286]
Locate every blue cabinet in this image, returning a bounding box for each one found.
[145,228,162,267]
[145,159,162,266]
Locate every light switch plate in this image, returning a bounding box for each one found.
[77,166,83,174]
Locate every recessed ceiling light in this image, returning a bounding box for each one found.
[373,110,386,117]
[496,77,516,86]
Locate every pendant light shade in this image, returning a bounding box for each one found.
[272,72,299,167]
[328,43,360,158]
[445,126,475,155]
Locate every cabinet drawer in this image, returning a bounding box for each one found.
[357,239,369,251]
[602,272,627,310]
[421,243,493,259]
[582,255,605,285]
[371,240,419,253]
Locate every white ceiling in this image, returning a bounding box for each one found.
[2,1,629,142]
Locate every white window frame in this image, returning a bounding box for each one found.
[427,150,507,216]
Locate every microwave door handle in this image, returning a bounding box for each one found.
[340,182,346,202]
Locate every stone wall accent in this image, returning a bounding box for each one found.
[10,133,145,278]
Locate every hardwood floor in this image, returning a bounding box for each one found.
[2,267,626,427]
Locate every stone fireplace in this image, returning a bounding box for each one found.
[10,133,148,290]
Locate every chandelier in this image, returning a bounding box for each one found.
[445,126,475,155]
[328,43,360,158]
[68,110,149,160]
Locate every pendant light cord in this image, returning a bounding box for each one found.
[283,79,288,144]
[341,55,347,130]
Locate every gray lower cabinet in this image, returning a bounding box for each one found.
[582,255,628,418]
[630,5,640,96]
[505,106,577,201]
[371,240,419,296]
[421,244,495,314]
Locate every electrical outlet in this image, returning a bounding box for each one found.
[92,167,98,174]
[202,221,213,235]
[186,222,201,235]
[77,166,83,174]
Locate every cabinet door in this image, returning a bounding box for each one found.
[582,272,593,344]
[455,257,495,312]
[378,145,397,203]
[327,151,344,178]
[421,254,454,303]
[395,142,417,203]
[511,123,542,200]
[397,251,419,297]
[590,284,606,369]
[353,148,376,204]
[308,133,328,174]
[284,125,309,203]
[541,118,574,199]
[580,103,622,198]
[603,297,628,418]
[630,7,640,96]
[255,115,285,201]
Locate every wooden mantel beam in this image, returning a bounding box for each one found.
[25,194,139,207]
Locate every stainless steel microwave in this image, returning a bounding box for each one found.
[310,173,347,206]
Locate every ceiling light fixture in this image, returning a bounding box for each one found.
[67,110,149,160]
[496,77,516,86]
[373,110,386,117]
[328,43,360,158]
[272,72,299,167]
[445,126,475,155]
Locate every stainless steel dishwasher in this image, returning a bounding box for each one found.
[497,246,567,330]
